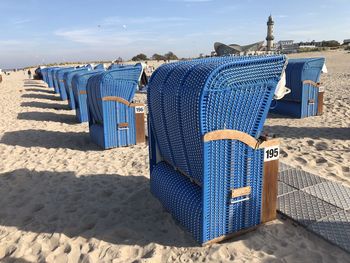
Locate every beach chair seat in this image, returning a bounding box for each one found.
[86,64,145,149]
[270,57,325,118]
[72,69,104,123]
[148,55,286,244]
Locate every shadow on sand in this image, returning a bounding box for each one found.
[0,168,349,258]
[0,129,99,151]
[21,101,70,111]
[21,93,61,101]
[0,169,196,247]
[264,125,350,140]
[24,88,55,94]
[17,112,78,124]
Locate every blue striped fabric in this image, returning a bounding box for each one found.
[40,68,49,84]
[86,64,143,149]
[57,67,75,100]
[64,68,90,109]
[270,57,325,118]
[46,67,59,89]
[148,55,286,244]
[94,63,105,70]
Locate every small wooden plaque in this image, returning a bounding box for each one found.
[261,159,279,223]
[118,122,129,128]
[231,186,251,198]
[135,109,145,144]
[317,91,324,115]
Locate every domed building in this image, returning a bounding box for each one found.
[213,15,276,56]
[214,41,265,56]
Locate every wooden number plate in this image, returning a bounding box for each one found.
[264,146,279,162]
[135,106,145,114]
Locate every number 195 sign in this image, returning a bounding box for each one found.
[264,146,280,162]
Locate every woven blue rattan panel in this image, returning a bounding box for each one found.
[72,70,104,123]
[47,68,58,88]
[204,140,264,242]
[40,68,49,84]
[148,55,286,184]
[94,63,105,70]
[86,65,142,148]
[148,55,287,243]
[52,68,62,93]
[270,57,324,118]
[150,162,203,243]
[64,68,89,109]
[56,67,75,100]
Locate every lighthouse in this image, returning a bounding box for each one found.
[266,15,274,51]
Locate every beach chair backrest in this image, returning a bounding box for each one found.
[148,55,287,184]
[285,57,325,100]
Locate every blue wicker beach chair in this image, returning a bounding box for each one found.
[94,64,105,70]
[72,69,105,123]
[270,57,325,118]
[148,55,286,244]
[56,67,75,100]
[40,68,49,84]
[64,68,90,109]
[47,67,59,90]
[86,64,144,149]
[52,68,65,94]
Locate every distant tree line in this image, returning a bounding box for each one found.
[299,40,341,47]
[131,51,179,61]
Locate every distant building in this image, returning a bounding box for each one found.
[343,39,350,46]
[299,44,316,49]
[214,41,265,56]
[266,15,274,51]
[277,40,298,54]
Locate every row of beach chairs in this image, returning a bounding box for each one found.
[40,63,146,149]
[38,55,325,244]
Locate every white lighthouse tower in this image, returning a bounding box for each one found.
[266,15,274,51]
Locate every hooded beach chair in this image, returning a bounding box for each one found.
[270,57,325,118]
[39,68,49,84]
[47,67,59,90]
[94,63,105,70]
[147,55,287,244]
[72,69,105,123]
[56,67,76,100]
[86,64,145,149]
[64,68,90,109]
[52,68,64,94]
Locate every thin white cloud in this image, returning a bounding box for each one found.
[275,15,288,19]
[183,0,213,2]
[102,16,190,26]
[12,18,33,25]
[55,27,159,46]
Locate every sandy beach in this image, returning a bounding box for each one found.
[0,51,349,262]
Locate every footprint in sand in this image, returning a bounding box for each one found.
[315,141,329,151]
[306,140,314,146]
[295,157,307,165]
[316,157,328,164]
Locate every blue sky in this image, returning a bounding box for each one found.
[1,0,349,68]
